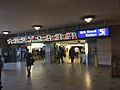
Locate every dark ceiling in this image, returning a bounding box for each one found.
[0,0,120,34]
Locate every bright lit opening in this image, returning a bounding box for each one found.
[27,43,45,52]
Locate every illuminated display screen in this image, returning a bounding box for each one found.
[77,28,109,38]
[7,32,77,44]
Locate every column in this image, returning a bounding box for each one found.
[45,43,56,64]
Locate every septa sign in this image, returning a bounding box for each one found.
[77,28,109,38]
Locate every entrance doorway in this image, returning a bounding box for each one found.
[27,43,45,61]
[55,40,88,64]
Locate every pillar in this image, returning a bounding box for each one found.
[45,43,56,64]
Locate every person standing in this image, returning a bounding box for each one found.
[40,48,44,59]
[69,47,75,63]
[74,47,79,59]
[57,46,64,63]
[25,49,34,77]
[80,47,85,64]
[0,55,3,88]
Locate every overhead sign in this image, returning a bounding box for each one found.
[7,32,77,44]
[77,28,109,38]
[7,28,109,44]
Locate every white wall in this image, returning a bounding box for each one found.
[97,38,111,65]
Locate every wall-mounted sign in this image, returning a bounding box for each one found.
[77,28,109,38]
[7,32,77,44]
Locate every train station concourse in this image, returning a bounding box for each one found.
[0,0,120,90]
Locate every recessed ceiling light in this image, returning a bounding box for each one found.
[32,25,43,30]
[84,17,93,23]
[81,15,96,23]
[2,31,11,35]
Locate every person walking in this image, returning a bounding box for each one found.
[69,47,75,63]
[25,49,34,77]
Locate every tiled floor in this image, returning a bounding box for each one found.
[1,61,120,90]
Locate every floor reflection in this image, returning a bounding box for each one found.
[1,61,120,90]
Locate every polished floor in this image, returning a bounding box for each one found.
[1,61,120,90]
